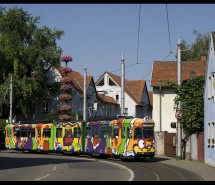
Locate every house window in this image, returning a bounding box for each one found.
[41,102,49,112]
[208,122,211,146]
[108,77,116,86]
[208,77,211,99]
[212,74,215,103]
[116,94,119,101]
[97,78,104,86]
[212,122,215,146]
[124,108,128,115]
[211,74,214,99]
[208,75,215,100]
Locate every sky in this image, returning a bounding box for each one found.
[2,4,215,91]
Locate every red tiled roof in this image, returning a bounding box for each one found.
[67,71,92,94]
[97,94,118,104]
[148,91,153,107]
[57,68,93,96]
[103,71,146,105]
[151,59,207,87]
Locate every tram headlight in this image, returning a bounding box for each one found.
[147,145,151,149]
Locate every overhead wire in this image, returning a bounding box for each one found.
[166,4,173,55]
[92,4,174,85]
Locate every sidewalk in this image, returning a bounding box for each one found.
[156,155,215,181]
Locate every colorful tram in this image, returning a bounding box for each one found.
[5,116,155,160]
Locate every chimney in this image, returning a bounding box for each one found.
[201,56,206,62]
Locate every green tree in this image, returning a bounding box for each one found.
[0,6,64,119]
[179,30,210,61]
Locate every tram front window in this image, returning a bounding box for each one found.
[143,128,154,138]
[134,128,142,139]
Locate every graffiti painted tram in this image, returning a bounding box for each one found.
[5,116,155,160]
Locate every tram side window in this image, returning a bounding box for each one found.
[43,128,51,138]
[93,127,99,138]
[20,128,28,137]
[14,128,20,137]
[56,128,62,138]
[134,128,142,139]
[65,129,72,137]
[86,126,91,138]
[74,127,81,138]
[107,126,112,138]
[38,129,41,137]
[113,126,119,138]
[28,128,35,137]
[127,127,132,139]
[101,126,107,138]
[121,127,125,138]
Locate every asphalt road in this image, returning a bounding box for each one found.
[0,151,132,181]
[0,150,204,181]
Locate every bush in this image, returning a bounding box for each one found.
[0,119,6,129]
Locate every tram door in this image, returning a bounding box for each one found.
[36,124,51,152]
[112,126,120,154]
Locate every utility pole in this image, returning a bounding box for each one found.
[9,76,12,124]
[82,64,87,153]
[83,64,87,122]
[176,37,182,160]
[121,53,125,116]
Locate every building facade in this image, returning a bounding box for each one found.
[95,71,152,118]
[204,32,215,167]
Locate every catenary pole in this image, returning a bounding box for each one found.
[9,76,12,124]
[121,53,125,116]
[176,37,182,160]
[83,64,87,122]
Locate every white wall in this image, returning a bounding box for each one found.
[153,87,177,133]
[204,33,215,167]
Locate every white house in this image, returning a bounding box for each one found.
[151,57,207,133]
[204,31,215,167]
[95,71,152,118]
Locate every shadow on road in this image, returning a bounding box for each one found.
[0,150,93,170]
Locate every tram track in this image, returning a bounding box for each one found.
[104,157,204,181]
